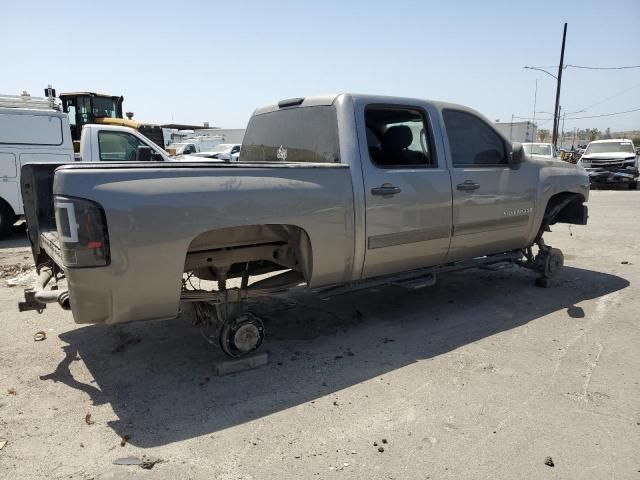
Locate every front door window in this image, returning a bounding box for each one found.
[98,131,145,161]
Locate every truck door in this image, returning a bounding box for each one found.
[359,103,453,279]
[442,109,536,261]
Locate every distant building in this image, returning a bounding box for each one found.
[199,128,245,144]
[494,121,537,143]
[161,128,245,148]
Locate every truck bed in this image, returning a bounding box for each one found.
[21,161,356,325]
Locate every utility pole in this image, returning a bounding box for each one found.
[552,22,567,148]
[532,79,538,141]
[509,113,514,140]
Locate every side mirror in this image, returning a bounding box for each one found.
[509,142,524,166]
[636,148,640,155]
[217,152,232,161]
[135,146,153,162]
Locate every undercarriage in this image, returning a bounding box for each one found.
[182,233,565,359]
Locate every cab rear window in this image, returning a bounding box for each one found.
[241,106,340,163]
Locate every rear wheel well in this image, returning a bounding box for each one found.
[184,224,313,289]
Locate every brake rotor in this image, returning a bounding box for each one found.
[544,248,564,279]
[219,312,265,358]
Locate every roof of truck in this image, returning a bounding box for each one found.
[253,93,477,117]
[59,92,123,98]
[0,106,66,116]
[251,93,502,140]
[588,138,633,143]
[0,93,58,111]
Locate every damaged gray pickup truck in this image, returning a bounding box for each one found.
[20,94,590,357]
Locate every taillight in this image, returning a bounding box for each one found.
[54,196,110,268]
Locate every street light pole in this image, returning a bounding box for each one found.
[552,23,568,148]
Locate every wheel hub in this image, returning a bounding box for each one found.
[233,323,262,352]
[220,312,265,357]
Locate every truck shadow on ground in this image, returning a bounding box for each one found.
[43,265,628,448]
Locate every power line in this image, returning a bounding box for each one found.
[528,64,640,70]
[575,81,640,112]
[566,107,640,119]
[512,116,554,127]
[566,64,640,70]
[514,107,640,122]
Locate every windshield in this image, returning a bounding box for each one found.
[585,141,635,155]
[523,144,553,156]
[241,106,340,163]
[92,97,119,119]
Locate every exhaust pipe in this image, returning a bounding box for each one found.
[33,266,70,309]
[57,291,71,310]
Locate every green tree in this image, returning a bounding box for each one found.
[538,129,550,142]
[587,128,600,141]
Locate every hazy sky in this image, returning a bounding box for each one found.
[2,0,639,132]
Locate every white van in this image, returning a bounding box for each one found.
[0,105,74,235]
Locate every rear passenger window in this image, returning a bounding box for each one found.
[443,109,507,166]
[365,106,436,168]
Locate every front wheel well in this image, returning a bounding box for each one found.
[542,192,587,227]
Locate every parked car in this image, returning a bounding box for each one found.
[187,143,241,162]
[578,139,638,189]
[20,93,589,357]
[166,139,222,156]
[522,142,558,160]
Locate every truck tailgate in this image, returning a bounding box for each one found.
[20,163,67,268]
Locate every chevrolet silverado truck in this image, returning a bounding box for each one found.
[578,139,638,189]
[19,94,589,357]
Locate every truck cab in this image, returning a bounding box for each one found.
[79,125,171,162]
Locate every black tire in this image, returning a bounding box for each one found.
[0,200,16,238]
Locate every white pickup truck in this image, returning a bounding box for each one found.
[77,124,170,163]
[0,101,170,236]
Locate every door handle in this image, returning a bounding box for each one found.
[371,184,402,196]
[456,181,480,191]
